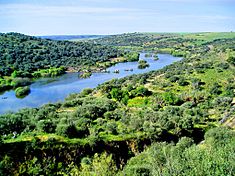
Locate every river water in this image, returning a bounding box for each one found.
[0,53,181,114]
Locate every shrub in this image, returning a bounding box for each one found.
[55,123,78,138]
[162,92,182,105]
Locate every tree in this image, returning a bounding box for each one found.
[110,88,123,101]
[55,123,78,138]
[227,54,235,65]
[132,86,151,97]
[210,83,222,95]
[162,92,182,105]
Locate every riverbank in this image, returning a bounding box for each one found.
[0,53,139,96]
[66,53,140,73]
[0,67,66,96]
[0,53,181,114]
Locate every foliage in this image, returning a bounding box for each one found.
[15,86,30,97]
[138,60,149,69]
[0,33,120,76]
[122,127,235,176]
[79,153,117,176]
[0,32,235,175]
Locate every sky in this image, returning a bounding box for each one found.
[0,0,235,35]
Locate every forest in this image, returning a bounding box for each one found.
[0,33,120,75]
[0,32,235,175]
[0,33,139,95]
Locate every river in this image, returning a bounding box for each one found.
[0,53,181,114]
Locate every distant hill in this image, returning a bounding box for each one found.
[38,35,107,41]
[0,32,118,76]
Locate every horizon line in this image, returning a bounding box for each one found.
[1,31,235,36]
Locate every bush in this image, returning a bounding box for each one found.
[227,55,235,65]
[37,119,56,133]
[131,86,152,97]
[110,88,123,101]
[55,123,78,138]
[204,127,235,146]
[178,77,189,86]
[162,92,182,105]
[217,62,230,69]
[210,83,222,95]
[79,88,93,97]
[126,52,140,62]
[169,75,179,83]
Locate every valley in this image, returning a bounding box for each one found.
[0,32,234,175]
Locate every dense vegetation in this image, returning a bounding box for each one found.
[0,32,119,76]
[0,32,235,175]
[38,35,105,41]
[123,127,235,176]
[0,33,139,95]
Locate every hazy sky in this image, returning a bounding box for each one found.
[0,0,235,35]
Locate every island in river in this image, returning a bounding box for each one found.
[0,53,181,114]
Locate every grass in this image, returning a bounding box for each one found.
[182,32,235,42]
[127,97,151,108]
[4,133,91,146]
[4,131,146,147]
[196,69,233,88]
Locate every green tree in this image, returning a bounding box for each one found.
[110,88,123,101]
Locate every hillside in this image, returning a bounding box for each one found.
[0,33,119,76]
[0,33,235,175]
[38,35,105,41]
[93,32,235,47]
[0,33,139,95]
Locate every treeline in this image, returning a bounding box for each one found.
[93,33,178,47]
[93,32,235,58]
[0,32,120,76]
